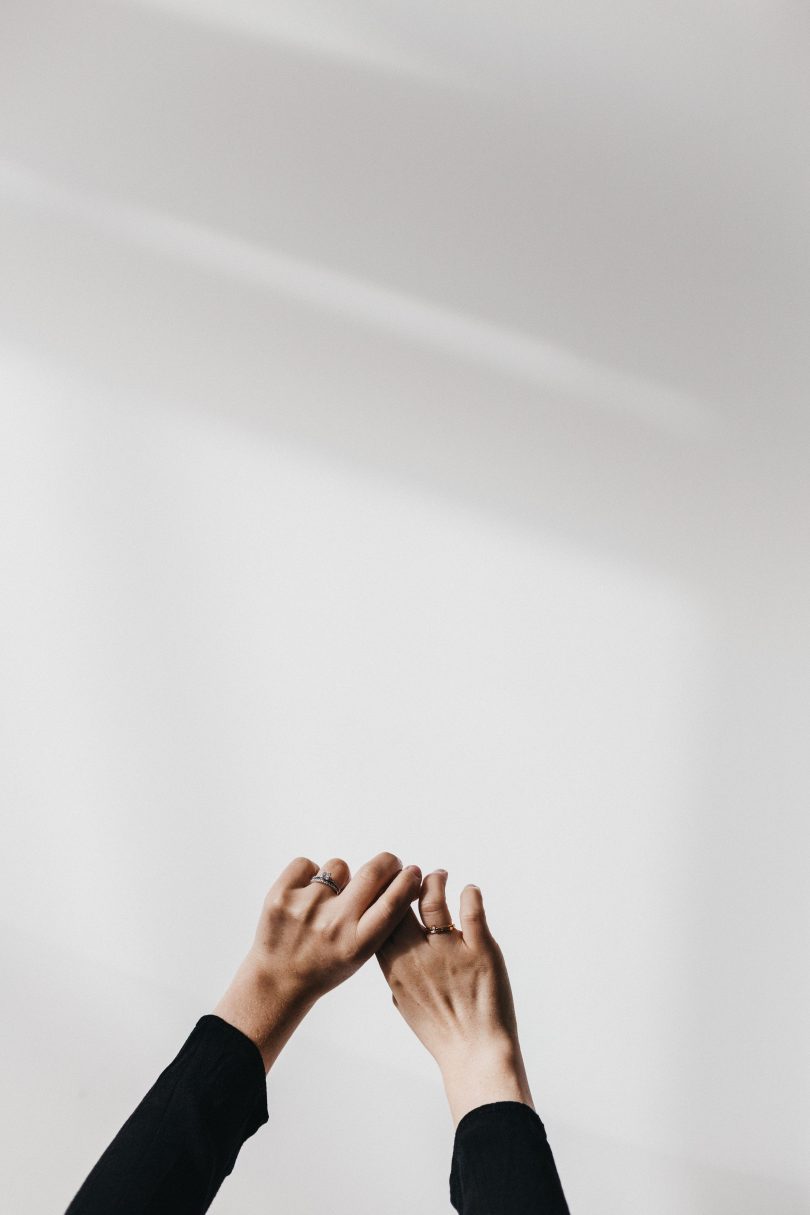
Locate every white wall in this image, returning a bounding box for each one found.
[1,4,808,1212]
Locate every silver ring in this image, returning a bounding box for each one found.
[309,870,341,896]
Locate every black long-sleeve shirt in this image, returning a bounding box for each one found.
[64,1014,570,1214]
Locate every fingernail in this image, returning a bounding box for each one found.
[435,869,448,876]
[405,864,422,879]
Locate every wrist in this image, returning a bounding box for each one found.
[438,1031,520,1076]
[438,1035,534,1126]
[213,953,315,1074]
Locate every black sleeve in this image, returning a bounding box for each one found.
[449,1101,570,1214]
[64,1014,269,1215]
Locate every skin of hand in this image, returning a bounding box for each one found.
[214,852,422,1073]
[376,870,535,1125]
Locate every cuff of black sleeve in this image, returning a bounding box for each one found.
[449,1101,550,1213]
[184,1014,269,1163]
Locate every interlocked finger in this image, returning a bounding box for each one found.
[340,851,404,917]
[418,870,456,935]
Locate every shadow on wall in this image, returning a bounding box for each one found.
[3,0,806,419]
[1,0,805,599]
[0,157,734,592]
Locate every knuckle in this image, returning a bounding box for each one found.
[288,896,312,922]
[420,897,446,915]
[263,887,284,910]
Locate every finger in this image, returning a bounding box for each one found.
[340,851,404,917]
[269,856,320,895]
[308,856,351,899]
[356,864,422,956]
[418,869,453,933]
[460,884,489,948]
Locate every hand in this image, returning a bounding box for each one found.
[376,870,535,1125]
[214,852,422,1072]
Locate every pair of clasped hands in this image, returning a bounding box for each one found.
[214,852,534,1125]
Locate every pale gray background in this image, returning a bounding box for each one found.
[1,3,809,1212]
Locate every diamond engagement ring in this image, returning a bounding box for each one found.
[309,870,342,895]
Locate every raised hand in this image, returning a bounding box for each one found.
[215,852,422,1072]
[376,869,535,1125]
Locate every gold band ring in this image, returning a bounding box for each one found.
[426,923,456,934]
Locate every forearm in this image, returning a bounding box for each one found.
[65,1016,269,1215]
